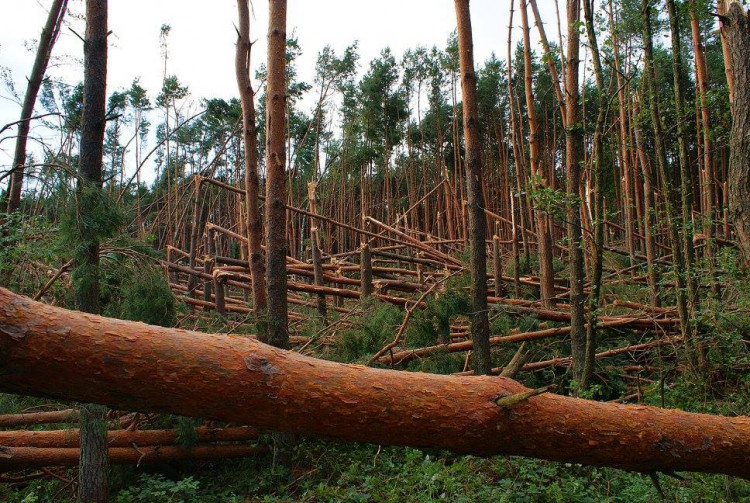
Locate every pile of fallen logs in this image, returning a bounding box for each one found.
[157,175,685,384]
[0,408,263,473]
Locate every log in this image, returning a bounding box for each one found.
[379,318,644,366]
[0,444,266,471]
[0,409,78,428]
[0,426,257,448]
[0,288,747,478]
[488,297,680,330]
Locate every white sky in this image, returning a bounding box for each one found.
[0,0,559,179]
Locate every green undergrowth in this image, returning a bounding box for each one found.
[326,300,403,363]
[3,439,747,502]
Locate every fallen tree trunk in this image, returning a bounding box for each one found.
[0,444,266,471]
[0,426,257,448]
[0,288,747,478]
[456,337,684,375]
[378,318,645,366]
[0,409,78,428]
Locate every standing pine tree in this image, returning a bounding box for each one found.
[75,0,109,501]
[454,0,491,375]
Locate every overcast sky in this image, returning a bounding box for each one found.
[0,0,559,173]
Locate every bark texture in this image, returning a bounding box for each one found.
[264,0,289,348]
[454,0,491,375]
[726,2,750,265]
[0,288,748,478]
[76,1,109,501]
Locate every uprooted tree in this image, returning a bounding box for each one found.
[0,288,747,479]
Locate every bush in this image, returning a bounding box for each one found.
[407,275,472,348]
[333,300,402,362]
[119,268,176,327]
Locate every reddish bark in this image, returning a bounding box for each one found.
[0,288,748,478]
[0,410,78,428]
[0,426,257,448]
[0,444,265,471]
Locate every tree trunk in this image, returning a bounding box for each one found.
[0,444,264,471]
[492,235,507,298]
[581,0,607,391]
[0,409,78,428]
[264,0,293,466]
[642,0,691,346]
[608,0,636,266]
[78,403,108,503]
[0,426,257,449]
[360,243,374,298]
[565,0,588,390]
[718,0,737,108]
[666,0,699,334]
[236,0,268,325]
[689,0,719,296]
[726,2,750,266]
[264,0,289,348]
[632,92,661,307]
[4,0,68,214]
[0,288,748,478]
[520,0,556,307]
[76,1,109,501]
[454,0,491,375]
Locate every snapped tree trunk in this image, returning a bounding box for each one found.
[236,0,268,325]
[0,288,748,478]
[4,0,68,214]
